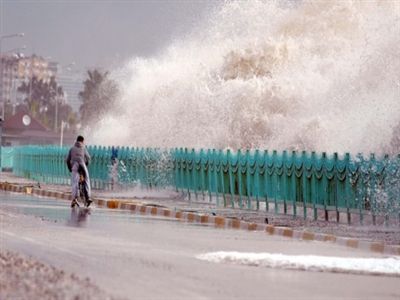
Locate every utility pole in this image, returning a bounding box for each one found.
[55,93,59,132]
[54,62,75,132]
[28,55,33,116]
[60,120,65,147]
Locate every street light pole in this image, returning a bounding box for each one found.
[60,120,65,147]
[55,93,58,132]
[54,62,75,132]
[0,33,24,120]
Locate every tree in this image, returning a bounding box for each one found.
[17,75,77,131]
[79,69,119,127]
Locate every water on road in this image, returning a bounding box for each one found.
[1,191,399,299]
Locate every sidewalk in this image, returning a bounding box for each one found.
[1,172,399,248]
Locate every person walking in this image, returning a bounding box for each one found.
[65,135,92,207]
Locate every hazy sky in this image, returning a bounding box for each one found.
[1,0,217,72]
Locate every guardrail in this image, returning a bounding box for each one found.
[4,145,400,225]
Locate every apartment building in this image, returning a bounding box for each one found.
[0,54,55,119]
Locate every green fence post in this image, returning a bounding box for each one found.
[253,150,260,211]
[219,149,227,207]
[262,150,269,212]
[208,149,213,202]
[290,151,297,218]
[185,148,191,202]
[200,149,206,200]
[245,150,252,210]
[173,148,179,192]
[311,151,318,220]
[282,150,288,215]
[369,153,377,225]
[300,151,307,219]
[382,154,389,226]
[237,150,244,209]
[191,149,198,201]
[272,150,279,214]
[214,149,221,207]
[227,149,235,208]
[355,153,364,225]
[340,153,351,224]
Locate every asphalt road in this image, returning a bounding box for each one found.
[1,191,399,300]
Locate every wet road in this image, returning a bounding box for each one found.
[1,191,399,300]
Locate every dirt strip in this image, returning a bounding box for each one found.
[0,250,124,300]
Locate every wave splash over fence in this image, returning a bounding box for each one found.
[89,1,400,155]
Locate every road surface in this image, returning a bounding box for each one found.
[1,191,399,299]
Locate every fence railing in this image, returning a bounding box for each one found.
[4,145,400,225]
[10,145,173,189]
[174,149,400,225]
[0,146,14,170]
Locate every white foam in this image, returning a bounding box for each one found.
[89,1,400,155]
[196,251,400,277]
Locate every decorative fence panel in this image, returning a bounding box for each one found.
[0,147,15,170]
[10,145,173,189]
[5,145,400,225]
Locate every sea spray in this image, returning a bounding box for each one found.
[88,0,400,155]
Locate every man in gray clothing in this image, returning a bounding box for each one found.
[65,135,92,207]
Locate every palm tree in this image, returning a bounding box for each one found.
[17,75,65,129]
[79,69,118,127]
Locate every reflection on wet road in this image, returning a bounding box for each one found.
[68,207,91,226]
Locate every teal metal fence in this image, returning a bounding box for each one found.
[174,149,400,225]
[6,145,400,225]
[0,147,15,170]
[11,145,173,189]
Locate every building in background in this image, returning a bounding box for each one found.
[56,66,83,113]
[0,54,56,119]
[0,53,23,117]
[1,110,74,146]
[0,54,83,120]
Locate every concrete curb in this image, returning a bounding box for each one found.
[1,182,399,256]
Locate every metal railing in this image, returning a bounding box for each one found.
[0,146,14,170]
[5,145,400,225]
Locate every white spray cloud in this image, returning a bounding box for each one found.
[196,251,400,277]
[90,0,400,155]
